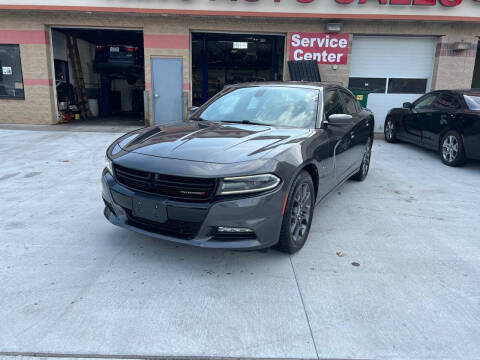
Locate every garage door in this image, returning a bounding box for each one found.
[349,36,437,132]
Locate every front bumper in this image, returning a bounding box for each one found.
[102,171,285,250]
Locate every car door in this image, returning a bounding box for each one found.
[422,91,461,149]
[338,89,371,167]
[403,93,439,144]
[324,88,356,182]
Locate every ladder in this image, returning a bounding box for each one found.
[66,33,92,119]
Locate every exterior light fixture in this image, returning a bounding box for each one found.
[452,41,472,51]
[326,23,342,33]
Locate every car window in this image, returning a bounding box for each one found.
[324,90,344,118]
[198,86,318,128]
[464,94,480,110]
[339,90,360,115]
[434,93,460,110]
[414,93,438,110]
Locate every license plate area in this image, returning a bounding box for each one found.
[110,46,120,53]
[132,195,167,223]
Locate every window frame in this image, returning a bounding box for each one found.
[0,44,25,100]
[387,78,428,95]
[323,88,345,120]
[433,91,462,111]
[412,92,439,110]
[338,89,361,115]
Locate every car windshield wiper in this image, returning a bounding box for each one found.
[221,120,267,126]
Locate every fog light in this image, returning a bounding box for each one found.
[217,226,253,233]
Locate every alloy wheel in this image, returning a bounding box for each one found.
[290,182,312,244]
[385,120,394,140]
[442,135,459,163]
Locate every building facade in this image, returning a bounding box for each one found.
[1,0,480,131]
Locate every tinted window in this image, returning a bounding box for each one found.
[340,91,360,115]
[414,93,438,110]
[464,95,480,110]
[0,45,24,99]
[324,90,344,118]
[198,86,318,128]
[388,78,427,94]
[349,77,387,94]
[435,93,460,110]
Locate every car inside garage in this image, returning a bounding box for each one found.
[51,28,145,126]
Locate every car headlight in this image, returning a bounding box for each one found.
[219,174,281,195]
[105,155,114,175]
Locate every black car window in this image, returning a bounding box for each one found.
[324,90,344,118]
[464,94,480,110]
[339,90,360,115]
[414,93,438,110]
[434,93,460,110]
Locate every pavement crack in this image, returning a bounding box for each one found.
[289,255,320,360]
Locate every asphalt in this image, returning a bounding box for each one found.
[1,129,479,360]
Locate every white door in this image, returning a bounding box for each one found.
[350,36,437,132]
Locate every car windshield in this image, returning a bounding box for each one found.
[196,86,318,128]
[464,94,480,110]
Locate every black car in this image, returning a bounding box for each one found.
[93,45,144,84]
[384,90,480,166]
[102,83,374,253]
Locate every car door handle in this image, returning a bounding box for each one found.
[154,94,160,98]
[350,131,355,139]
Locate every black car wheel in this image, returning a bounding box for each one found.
[384,117,397,143]
[276,171,315,254]
[441,130,466,167]
[351,137,372,181]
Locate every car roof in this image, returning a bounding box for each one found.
[432,89,480,96]
[224,81,343,90]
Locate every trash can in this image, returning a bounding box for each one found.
[351,90,370,108]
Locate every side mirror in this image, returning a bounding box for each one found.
[326,114,353,126]
[188,106,199,117]
[403,102,413,109]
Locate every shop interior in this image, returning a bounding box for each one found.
[191,32,285,106]
[51,27,145,126]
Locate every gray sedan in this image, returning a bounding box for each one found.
[102,82,374,253]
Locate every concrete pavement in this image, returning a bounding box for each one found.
[1,129,479,360]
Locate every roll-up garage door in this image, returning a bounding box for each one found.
[349,36,437,132]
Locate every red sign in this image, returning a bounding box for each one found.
[289,33,349,65]
[335,0,468,6]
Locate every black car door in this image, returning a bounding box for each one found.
[422,91,461,148]
[338,89,371,167]
[323,89,356,182]
[403,93,439,143]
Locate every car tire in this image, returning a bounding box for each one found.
[384,117,397,143]
[440,130,466,167]
[275,171,315,254]
[351,137,372,182]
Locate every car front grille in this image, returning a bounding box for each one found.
[125,210,201,240]
[114,165,217,201]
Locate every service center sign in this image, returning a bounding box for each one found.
[289,33,349,65]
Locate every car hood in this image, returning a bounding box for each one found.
[117,121,311,164]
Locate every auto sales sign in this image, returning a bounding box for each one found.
[289,33,349,65]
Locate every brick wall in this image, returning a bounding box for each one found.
[1,11,480,125]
